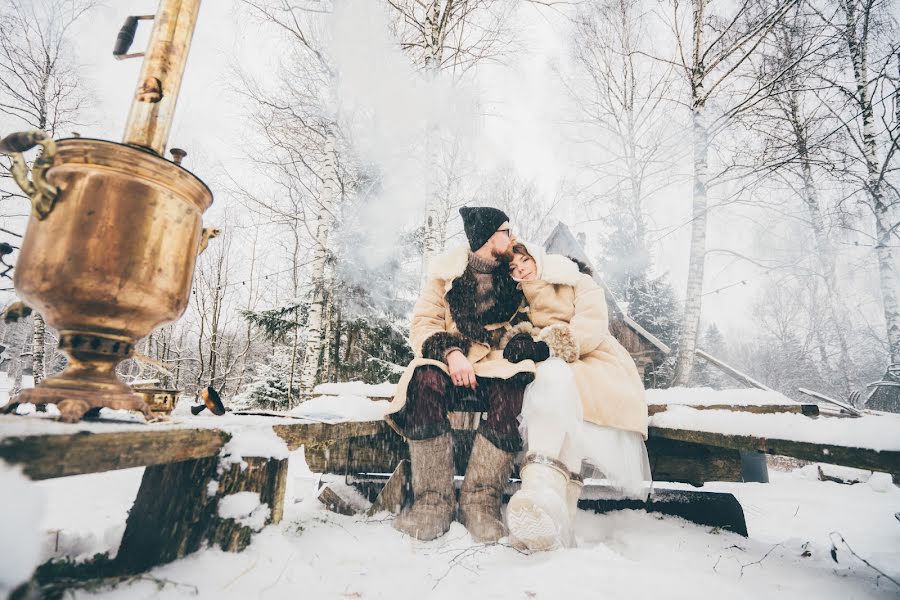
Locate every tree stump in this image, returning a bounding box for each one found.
[116,455,287,573]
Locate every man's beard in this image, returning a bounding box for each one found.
[494,246,515,263]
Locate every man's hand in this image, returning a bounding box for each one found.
[446,350,477,389]
[503,333,550,363]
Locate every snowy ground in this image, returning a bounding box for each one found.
[18,449,900,600]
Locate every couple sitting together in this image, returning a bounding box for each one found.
[385,206,651,552]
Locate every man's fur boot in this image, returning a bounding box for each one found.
[393,433,455,541]
[507,454,571,552]
[458,433,515,543]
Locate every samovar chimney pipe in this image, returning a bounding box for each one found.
[122,0,202,156]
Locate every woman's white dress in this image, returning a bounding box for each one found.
[518,358,652,500]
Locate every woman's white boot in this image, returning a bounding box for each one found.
[564,473,584,547]
[507,454,571,552]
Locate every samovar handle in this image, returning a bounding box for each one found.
[0,130,59,220]
[198,228,221,255]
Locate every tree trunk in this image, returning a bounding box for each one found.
[421,1,446,267]
[842,0,900,363]
[673,100,709,386]
[299,130,338,393]
[785,90,855,393]
[31,313,46,385]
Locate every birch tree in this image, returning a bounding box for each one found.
[740,7,860,395]
[386,0,517,262]
[665,0,801,385]
[567,0,678,246]
[0,0,96,385]
[817,0,900,365]
[238,0,348,396]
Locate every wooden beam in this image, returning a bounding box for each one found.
[648,403,819,417]
[646,437,743,486]
[0,428,229,480]
[694,349,774,392]
[651,427,900,474]
[272,420,391,450]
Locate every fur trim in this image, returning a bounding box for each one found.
[567,256,593,276]
[499,321,539,349]
[539,254,584,286]
[444,265,523,344]
[421,331,472,361]
[516,241,584,286]
[538,324,579,363]
[427,244,469,282]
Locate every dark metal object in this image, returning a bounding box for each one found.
[862,363,900,414]
[113,15,155,60]
[0,131,42,154]
[169,148,187,165]
[579,487,749,537]
[739,450,769,483]
[190,386,225,415]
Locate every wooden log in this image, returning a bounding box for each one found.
[646,437,744,486]
[115,456,219,573]
[116,455,287,573]
[651,427,900,474]
[318,485,361,516]
[0,428,229,480]
[648,403,819,417]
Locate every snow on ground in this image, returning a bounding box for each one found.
[18,450,899,600]
[288,394,389,422]
[313,381,397,398]
[0,461,46,596]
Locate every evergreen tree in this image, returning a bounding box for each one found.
[233,345,297,411]
[597,195,682,387]
[693,323,731,389]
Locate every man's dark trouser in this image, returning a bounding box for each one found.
[391,365,530,452]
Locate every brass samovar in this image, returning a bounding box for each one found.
[2,0,214,422]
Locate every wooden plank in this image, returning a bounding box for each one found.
[272,420,391,450]
[0,428,230,480]
[648,403,819,417]
[651,427,900,474]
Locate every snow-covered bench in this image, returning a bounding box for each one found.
[1,386,897,576]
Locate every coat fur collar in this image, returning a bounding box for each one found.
[427,244,470,283]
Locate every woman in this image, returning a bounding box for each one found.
[500,242,651,552]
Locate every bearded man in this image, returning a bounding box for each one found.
[385,207,540,542]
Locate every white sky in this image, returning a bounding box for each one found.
[5,0,892,340]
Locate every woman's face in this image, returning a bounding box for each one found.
[510,252,537,281]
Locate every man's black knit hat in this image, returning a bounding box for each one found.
[459,206,509,251]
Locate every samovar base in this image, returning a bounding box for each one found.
[16,385,150,423]
[15,332,151,423]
